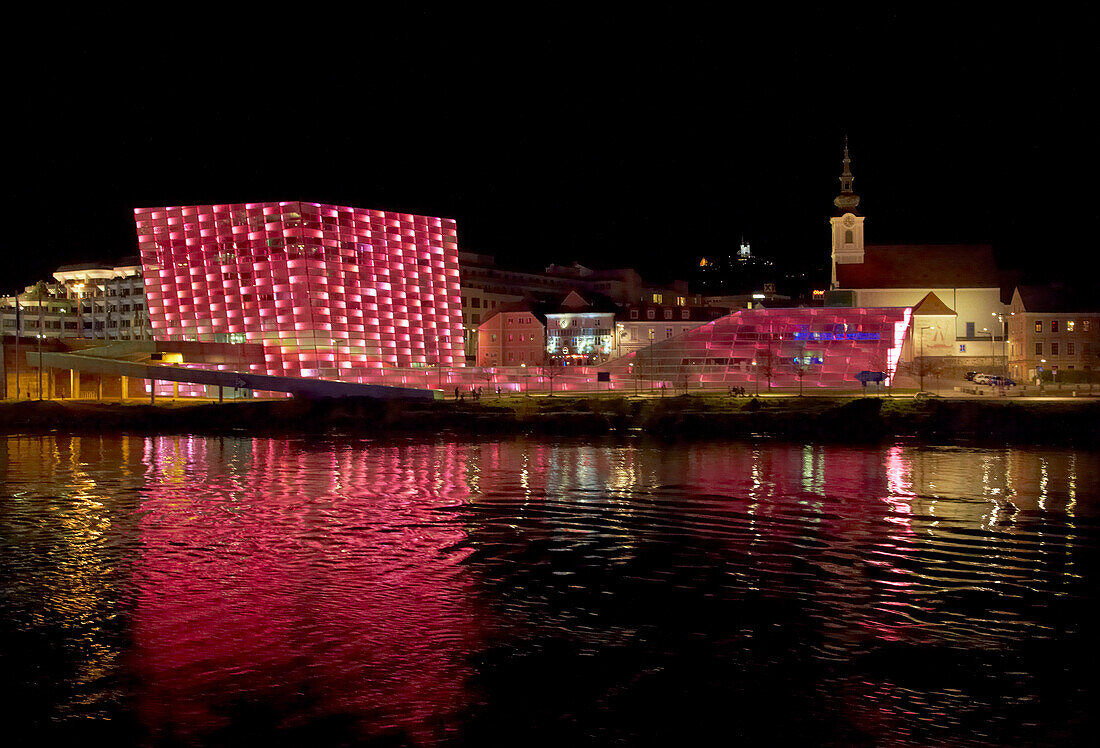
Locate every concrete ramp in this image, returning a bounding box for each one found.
[29,351,438,400]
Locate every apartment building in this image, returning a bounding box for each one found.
[1007,285,1100,381]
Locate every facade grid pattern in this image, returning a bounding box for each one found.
[135,202,464,382]
[604,307,912,388]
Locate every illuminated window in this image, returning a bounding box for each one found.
[1035,321,1042,333]
[1051,320,1058,332]
[1067,321,1075,332]
[677,296,686,306]
[652,293,663,304]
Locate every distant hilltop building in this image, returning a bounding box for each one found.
[694,240,776,295]
[827,140,1010,367]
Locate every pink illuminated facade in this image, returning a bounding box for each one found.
[135,202,464,381]
[603,306,913,389]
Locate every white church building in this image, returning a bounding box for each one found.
[827,142,1010,365]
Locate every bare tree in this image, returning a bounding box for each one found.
[480,367,496,397]
[757,348,775,392]
[538,356,564,396]
[915,356,944,394]
[867,346,891,396]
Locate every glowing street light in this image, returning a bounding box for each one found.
[979,327,995,374]
[992,311,1011,377]
[919,326,935,393]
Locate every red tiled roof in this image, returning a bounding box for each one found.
[837,244,1001,289]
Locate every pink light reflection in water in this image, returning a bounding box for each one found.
[132,437,480,745]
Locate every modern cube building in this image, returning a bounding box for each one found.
[135,202,464,381]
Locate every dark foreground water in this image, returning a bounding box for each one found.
[2,435,1098,747]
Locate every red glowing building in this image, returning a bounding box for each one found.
[135,202,464,381]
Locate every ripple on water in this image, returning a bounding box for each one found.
[2,435,1098,746]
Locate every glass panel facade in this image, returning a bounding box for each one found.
[604,306,912,388]
[135,202,464,379]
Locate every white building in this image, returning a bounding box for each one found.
[544,291,617,364]
[615,302,727,358]
[1,259,151,341]
[827,143,1008,358]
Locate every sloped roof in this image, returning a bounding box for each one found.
[548,289,621,314]
[479,301,549,326]
[911,291,956,316]
[1014,284,1100,313]
[837,244,1001,289]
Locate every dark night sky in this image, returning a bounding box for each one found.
[4,6,1096,291]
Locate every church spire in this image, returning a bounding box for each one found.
[833,137,861,214]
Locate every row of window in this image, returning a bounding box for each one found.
[1,319,139,330]
[483,350,539,363]
[631,308,692,320]
[488,333,540,343]
[1035,320,1091,333]
[627,327,688,340]
[462,296,506,310]
[1034,341,1092,356]
[0,303,144,317]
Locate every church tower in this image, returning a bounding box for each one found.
[829,139,865,288]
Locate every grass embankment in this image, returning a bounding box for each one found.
[2,395,1099,444]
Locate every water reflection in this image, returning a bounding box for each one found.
[1,436,1098,746]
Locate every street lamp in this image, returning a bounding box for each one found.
[992,312,1011,378]
[980,327,995,374]
[919,326,934,393]
[37,333,43,400]
[521,362,528,396]
[13,295,22,400]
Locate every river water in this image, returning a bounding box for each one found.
[1,435,1097,746]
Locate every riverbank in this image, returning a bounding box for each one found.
[3,395,1099,444]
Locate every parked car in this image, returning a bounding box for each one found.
[964,371,978,381]
[989,376,1016,387]
[973,373,992,385]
